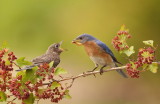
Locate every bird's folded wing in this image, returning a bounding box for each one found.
[32,54,53,64]
[95,40,122,65]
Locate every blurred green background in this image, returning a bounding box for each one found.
[0,0,160,104]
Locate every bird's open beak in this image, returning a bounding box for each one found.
[72,39,82,46]
[59,47,68,52]
[59,48,64,51]
[58,41,68,52]
[59,47,65,53]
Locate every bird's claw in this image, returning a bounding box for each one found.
[93,74,96,78]
[86,70,96,78]
[82,72,86,77]
[100,69,104,75]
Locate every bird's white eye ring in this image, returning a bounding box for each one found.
[55,44,59,48]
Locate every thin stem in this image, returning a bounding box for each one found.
[43,61,160,86]
[43,66,127,85]
[13,62,21,69]
[7,98,17,104]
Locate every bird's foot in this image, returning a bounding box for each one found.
[93,74,96,78]
[87,68,97,73]
[86,70,96,78]
[100,69,104,75]
[82,72,87,77]
[87,66,98,73]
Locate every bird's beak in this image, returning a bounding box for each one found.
[58,41,68,52]
[72,39,82,46]
[59,48,64,51]
[60,48,68,52]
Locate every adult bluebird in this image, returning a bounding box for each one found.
[72,34,127,78]
[16,41,64,71]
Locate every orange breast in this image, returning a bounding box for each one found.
[83,41,101,56]
[83,41,114,65]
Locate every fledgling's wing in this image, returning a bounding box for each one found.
[32,53,60,68]
[95,40,122,65]
[16,54,50,71]
[16,54,57,71]
[32,54,53,65]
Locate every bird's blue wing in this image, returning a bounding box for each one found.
[95,40,122,64]
[94,40,127,78]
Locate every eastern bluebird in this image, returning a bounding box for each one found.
[16,41,64,71]
[72,34,127,78]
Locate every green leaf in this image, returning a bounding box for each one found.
[23,93,35,104]
[24,69,37,84]
[5,60,11,66]
[16,57,32,67]
[50,82,60,89]
[35,89,44,99]
[130,61,136,69]
[148,63,158,73]
[142,63,149,69]
[0,91,7,102]
[123,46,135,57]
[54,67,67,75]
[49,61,54,68]
[16,67,37,83]
[120,24,125,31]
[16,71,26,80]
[64,90,72,99]
[31,66,38,71]
[120,24,129,32]
[142,51,150,58]
[36,75,43,80]
[143,40,154,47]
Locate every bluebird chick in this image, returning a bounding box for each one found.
[72,34,127,78]
[16,41,64,71]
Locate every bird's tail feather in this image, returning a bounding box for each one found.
[115,64,128,78]
[16,64,37,71]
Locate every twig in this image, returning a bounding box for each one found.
[66,78,75,89]
[13,62,21,69]
[43,61,160,86]
[36,99,40,104]
[7,98,17,104]
[151,61,160,65]
[59,75,64,79]
[43,66,127,85]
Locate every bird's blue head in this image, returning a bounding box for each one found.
[72,34,96,45]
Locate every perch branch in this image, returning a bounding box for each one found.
[43,61,160,86]
[43,66,127,85]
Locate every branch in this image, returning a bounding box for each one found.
[7,98,17,104]
[153,61,160,64]
[43,61,160,86]
[43,66,127,85]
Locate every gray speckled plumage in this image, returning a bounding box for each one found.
[16,42,63,71]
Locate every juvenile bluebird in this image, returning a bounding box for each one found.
[16,41,64,71]
[72,34,127,78]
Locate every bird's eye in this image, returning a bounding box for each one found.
[55,44,59,48]
[79,37,83,40]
